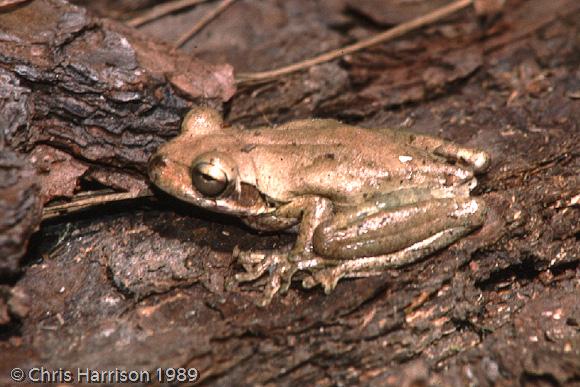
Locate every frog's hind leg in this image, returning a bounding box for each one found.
[431,141,490,173]
[312,197,486,260]
[303,225,472,293]
[389,131,490,173]
[306,196,486,293]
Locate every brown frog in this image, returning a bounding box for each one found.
[148,107,490,305]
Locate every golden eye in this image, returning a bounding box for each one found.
[191,152,236,197]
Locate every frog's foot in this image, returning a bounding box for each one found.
[233,247,275,282]
[234,249,300,306]
[234,249,340,306]
[259,255,301,307]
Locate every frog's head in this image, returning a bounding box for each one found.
[148,107,271,216]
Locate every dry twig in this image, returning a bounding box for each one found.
[127,0,210,28]
[236,0,473,84]
[42,191,152,220]
[0,0,30,8]
[175,0,238,48]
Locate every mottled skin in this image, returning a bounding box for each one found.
[149,107,490,305]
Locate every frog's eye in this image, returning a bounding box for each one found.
[191,153,237,197]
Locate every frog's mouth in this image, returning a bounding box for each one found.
[148,154,272,217]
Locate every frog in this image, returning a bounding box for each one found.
[148,107,490,306]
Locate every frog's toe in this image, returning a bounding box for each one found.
[254,256,300,305]
[320,271,342,294]
[235,248,269,265]
[235,271,263,283]
[301,275,317,289]
[277,262,299,294]
[302,267,343,294]
[258,274,282,307]
[235,252,275,282]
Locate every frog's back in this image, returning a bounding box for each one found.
[234,123,466,205]
[238,121,411,156]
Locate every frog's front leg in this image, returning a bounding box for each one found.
[235,196,335,305]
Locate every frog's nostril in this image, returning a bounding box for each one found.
[148,154,167,172]
[472,151,491,173]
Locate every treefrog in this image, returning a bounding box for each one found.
[148,107,490,306]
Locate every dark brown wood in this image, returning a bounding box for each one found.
[0,0,234,268]
[0,150,41,275]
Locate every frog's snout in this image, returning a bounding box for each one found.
[148,154,168,180]
[472,151,491,173]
